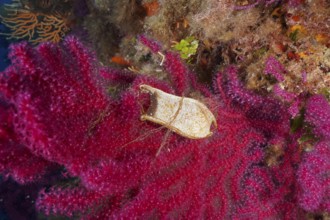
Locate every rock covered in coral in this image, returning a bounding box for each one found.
[83,0,146,63]
[82,0,329,99]
[143,0,203,43]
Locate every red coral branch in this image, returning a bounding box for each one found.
[0,37,317,218]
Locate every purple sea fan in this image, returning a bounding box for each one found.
[0,37,110,181]
[264,56,286,82]
[305,95,330,139]
[297,141,330,212]
[0,98,55,184]
[0,36,304,219]
[297,94,330,213]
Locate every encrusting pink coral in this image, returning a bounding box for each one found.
[0,36,325,218]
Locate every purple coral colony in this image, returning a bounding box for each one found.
[0,0,329,219]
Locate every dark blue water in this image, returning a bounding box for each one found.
[0,0,12,71]
[1,2,15,220]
